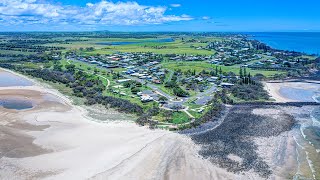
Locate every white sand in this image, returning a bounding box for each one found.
[264,82,293,102]
[264,80,320,102]
[0,70,249,180]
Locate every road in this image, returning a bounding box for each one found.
[66,59,111,88]
[122,74,174,100]
[66,58,218,119]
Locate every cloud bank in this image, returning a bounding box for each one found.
[0,0,193,28]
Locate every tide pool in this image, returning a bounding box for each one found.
[0,98,33,110]
[0,71,33,87]
[279,87,317,102]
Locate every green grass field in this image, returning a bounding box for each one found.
[0,50,35,55]
[161,61,286,77]
[84,40,214,55]
[45,37,215,55]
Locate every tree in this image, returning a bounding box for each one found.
[171,104,182,112]
[123,81,132,88]
[248,72,251,84]
[53,62,62,71]
[173,87,189,97]
[131,87,140,94]
[239,68,243,79]
[65,64,76,73]
[136,114,150,126]
[215,66,218,75]
[163,110,173,121]
[219,67,222,74]
[159,96,168,103]
[94,68,99,74]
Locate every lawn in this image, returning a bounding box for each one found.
[171,111,190,124]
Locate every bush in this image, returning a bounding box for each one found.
[231,82,269,101]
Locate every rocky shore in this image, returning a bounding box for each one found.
[189,105,296,178]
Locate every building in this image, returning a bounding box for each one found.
[116,79,131,83]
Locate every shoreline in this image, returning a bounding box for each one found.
[264,79,320,103]
[1,68,319,179]
[0,69,243,179]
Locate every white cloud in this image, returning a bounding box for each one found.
[202,16,210,20]
[170,4,181,8]
[0,0,193,27]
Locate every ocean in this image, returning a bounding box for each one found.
[247,32,320,55]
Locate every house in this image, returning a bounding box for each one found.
[131,73,140,77]
[117,79,131,83]
[221,83,234,88]
[207,76,218,82]
[125,70,135,74]
[140,95,153,102]
[195,77,204,82]
[152,79,161,84]
[89,60,99,64]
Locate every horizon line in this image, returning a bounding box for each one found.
[0,30,320,33]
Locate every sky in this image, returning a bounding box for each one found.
[0,0,320,32]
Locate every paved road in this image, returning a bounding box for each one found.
[67,58,218,118]
[122,74,175,100]
[67,59,111,88]
[193,84,218,105]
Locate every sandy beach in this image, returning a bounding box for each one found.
[0,70,244,180]
[0,69,319,179]
[265,80,320,102]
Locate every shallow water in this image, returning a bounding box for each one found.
[0,71,33,87]
[0,98,33,110]
[279,87,316,102]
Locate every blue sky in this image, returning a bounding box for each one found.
[0,0,319,32]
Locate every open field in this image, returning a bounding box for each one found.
[161,61,287,77]
[83,40,214,55]
[0,50,35,55]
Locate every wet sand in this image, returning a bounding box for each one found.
[264,80,320,179]
[1,69,319,179]
[265,80,320,102]
[0,70,243,180]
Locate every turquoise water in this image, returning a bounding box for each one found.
[96,38,174,45]
[0,98,33,110]
[0,71,33,87]
[247,32,320,55]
